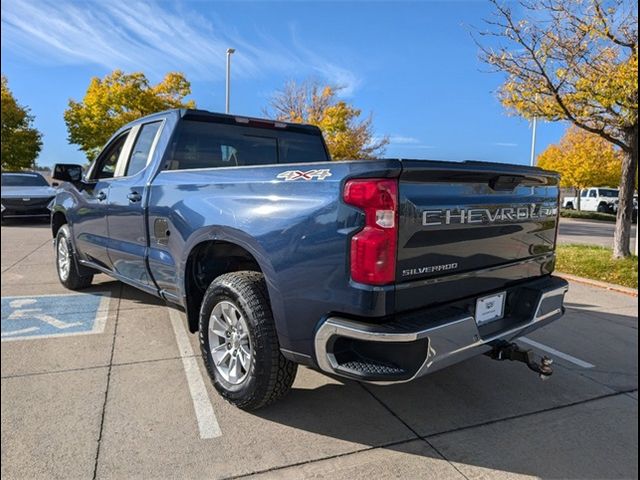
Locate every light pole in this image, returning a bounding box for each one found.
[225,48,235,114]
[529,116,538,167]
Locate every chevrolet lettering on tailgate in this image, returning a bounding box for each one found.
[422,204,558,227]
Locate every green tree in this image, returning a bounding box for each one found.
[266,80,388,160]
[64,70,195,161]
[1,76,43,171]
[537,127,622,209]
[478,0,638,258]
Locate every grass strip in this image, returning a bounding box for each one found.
[556,244,638,289]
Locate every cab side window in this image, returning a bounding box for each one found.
[92,131,130,180]
[581,190,588,198]
[589,190,597,198]
[125,122,162,176]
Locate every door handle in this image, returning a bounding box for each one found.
[96,191,107,201]
[127,191,142,203]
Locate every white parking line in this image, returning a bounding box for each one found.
[168,308,222,439]
[520,337,595,369]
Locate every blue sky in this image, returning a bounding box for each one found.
[1,0,568,168]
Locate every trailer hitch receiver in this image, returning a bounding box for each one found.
[487,341,553,380]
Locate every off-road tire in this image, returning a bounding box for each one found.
[199,271,297,410]
[55,224,93,290]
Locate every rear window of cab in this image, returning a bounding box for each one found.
[162,120,329,171]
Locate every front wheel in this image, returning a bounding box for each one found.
[55,225,93,290]
[199,271,297,410]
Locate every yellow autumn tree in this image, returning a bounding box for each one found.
[1,76,42,170]
[478,0,638,257]
[64,70,195,161]
[265,80,388,160]
[538,127,622,208]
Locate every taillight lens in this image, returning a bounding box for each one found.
[343,179,398,285]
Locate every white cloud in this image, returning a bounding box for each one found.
[406,145,437,149]
[381,135,435,149]
[312,63,361,97]
[288,26,361,97]
[492,142,519,147]
[1,0,359,91]
[388,135,421,145]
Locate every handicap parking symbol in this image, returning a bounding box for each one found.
[1,292,110,341]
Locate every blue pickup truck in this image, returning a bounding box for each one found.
[51,109,568,410]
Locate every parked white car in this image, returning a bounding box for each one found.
[563,187,620,213]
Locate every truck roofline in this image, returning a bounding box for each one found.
[179,108,322,134]
[110,108,323,138]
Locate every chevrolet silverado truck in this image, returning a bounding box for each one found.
[51,109,569,410]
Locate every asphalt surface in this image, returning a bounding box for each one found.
[558,217,638,248]
[1,219,638,479]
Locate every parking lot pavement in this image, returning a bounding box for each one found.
[558,217,637,248]
[1,222,638,479]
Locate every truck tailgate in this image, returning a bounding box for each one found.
[396,160,559,310]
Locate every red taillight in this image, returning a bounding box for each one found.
[343,179,398,285]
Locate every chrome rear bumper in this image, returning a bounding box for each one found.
[314,276,569,384]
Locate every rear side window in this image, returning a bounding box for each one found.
[599,189,619,198]
[125,122,161,176]
[163,120,328,171]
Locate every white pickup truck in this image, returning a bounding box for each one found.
[563,187,621,213]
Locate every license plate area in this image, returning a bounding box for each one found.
[475,291,506,326]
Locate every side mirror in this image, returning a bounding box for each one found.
[52,163,84,184]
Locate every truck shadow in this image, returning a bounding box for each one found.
[94,279,636,478]
[88,281,165,308]
[250,308,637,479]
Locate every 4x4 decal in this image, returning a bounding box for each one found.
[277,169,332,181]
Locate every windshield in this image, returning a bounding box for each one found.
[1,173,49,187]
[599,189,619,197]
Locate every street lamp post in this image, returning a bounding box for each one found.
[529,116,538,167]
[225,48,235,114]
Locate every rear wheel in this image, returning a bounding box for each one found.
[597,203,609,213]
[55,225,93,290]
[199,271,297,410]
[565,202,574,210]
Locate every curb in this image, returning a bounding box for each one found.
[556,272,638,297]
